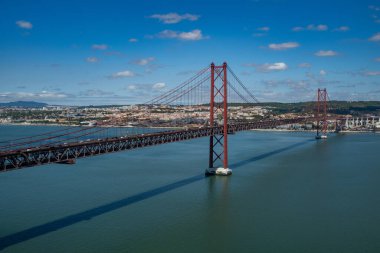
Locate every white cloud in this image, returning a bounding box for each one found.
[127,85,137,90]
[268,42,300,50]
[252,33,266,37]
[149,13,200,24]
[258,79,380,102]
[133,57,155,66]
[152,82,166,89]
[320,70,327,76]
[79,89,115,97]
[16,20,33,29]
[364,71,380,76]
[265,63,288,71]
[124,84,144,91]
[157,30,177,39]
[178,30,203,40]
[262,79,310,91]
[292,27,304,32]
[369,5,380,11]
[299,63,312,68]
[287,80,310,90]
[35,91,67,98]
[86,57,99,63]
[334,26,350,32]
[257,26,270,31]
[124,83,167,97]
[110,70,135,79]
[256,80,315,102]
[129,38,138,42]
[92,44,108,50]
[369,33,380,42]
[104,51,122,56]
[254,62,288,72]
[292,24,328,32]
[314,50,338,57]
[309,24,328,31]
[157,29,205,41]
[0,91,69,102]
[375,57,380,62]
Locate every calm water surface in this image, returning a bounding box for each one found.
[0,125,379,252]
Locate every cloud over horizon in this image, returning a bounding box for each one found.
[369,33,380,42]
[109,70,136,79]
[268,42,300,50]
[156,29,205,41]
[86,57,99,63]
[315,50,339,57]
[16,20,32,29]
[247,62,288,72]
[149,13,200,24]
[133,57,155,66]
[92,44,108,50]
[292,24,328,32]
[0,91,71,102]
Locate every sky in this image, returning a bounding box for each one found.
[0,0,380,105]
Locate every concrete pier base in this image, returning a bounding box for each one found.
[205,167,232,176]
[315,134,327,140]
[57,159,76,165]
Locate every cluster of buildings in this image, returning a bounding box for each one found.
[343,116,380,130]
[97,105,270,127]
[1,104,378,131]
[0,106,110,125]
[0,104,269,127]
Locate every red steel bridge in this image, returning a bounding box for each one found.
[0,63,336,174]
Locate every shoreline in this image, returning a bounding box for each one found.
[0,123,182,129]
[250,129,378,133]
[1,123,377,133]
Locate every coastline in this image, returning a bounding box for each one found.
[0,123,182,129]
[0,123,79,127]
[1,123,377,133]
[250,129,378,134]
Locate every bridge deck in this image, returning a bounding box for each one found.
[0,118,311,172]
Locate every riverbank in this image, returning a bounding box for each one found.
[250,129,378,133]
[0,123,182,129]
[1,123,377,133]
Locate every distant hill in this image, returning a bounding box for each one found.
[257,101,380,116]
[0,101,48,108]
[227,101,380,116]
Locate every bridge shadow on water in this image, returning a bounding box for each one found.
[0,139,313,250]
[230,139,314,168]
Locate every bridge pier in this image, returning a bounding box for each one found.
[205,167,232,176]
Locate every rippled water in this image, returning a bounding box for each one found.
[1,125,379,252]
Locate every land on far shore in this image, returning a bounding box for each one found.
[235,101,380,116]
[0,100,379,130]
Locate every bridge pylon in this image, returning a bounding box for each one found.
[315,88,328,139]
[206,62,232,176]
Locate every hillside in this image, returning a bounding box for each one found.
[0,101,48,108]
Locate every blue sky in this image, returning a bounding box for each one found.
[0,0,380,105]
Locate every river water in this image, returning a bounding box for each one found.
[0,125,379,252]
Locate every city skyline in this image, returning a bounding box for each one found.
[1,0,380,105]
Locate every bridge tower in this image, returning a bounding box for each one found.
[206,62,232,176]
[316,88,328,139]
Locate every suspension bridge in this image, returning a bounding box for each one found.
[0,63,338,174]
